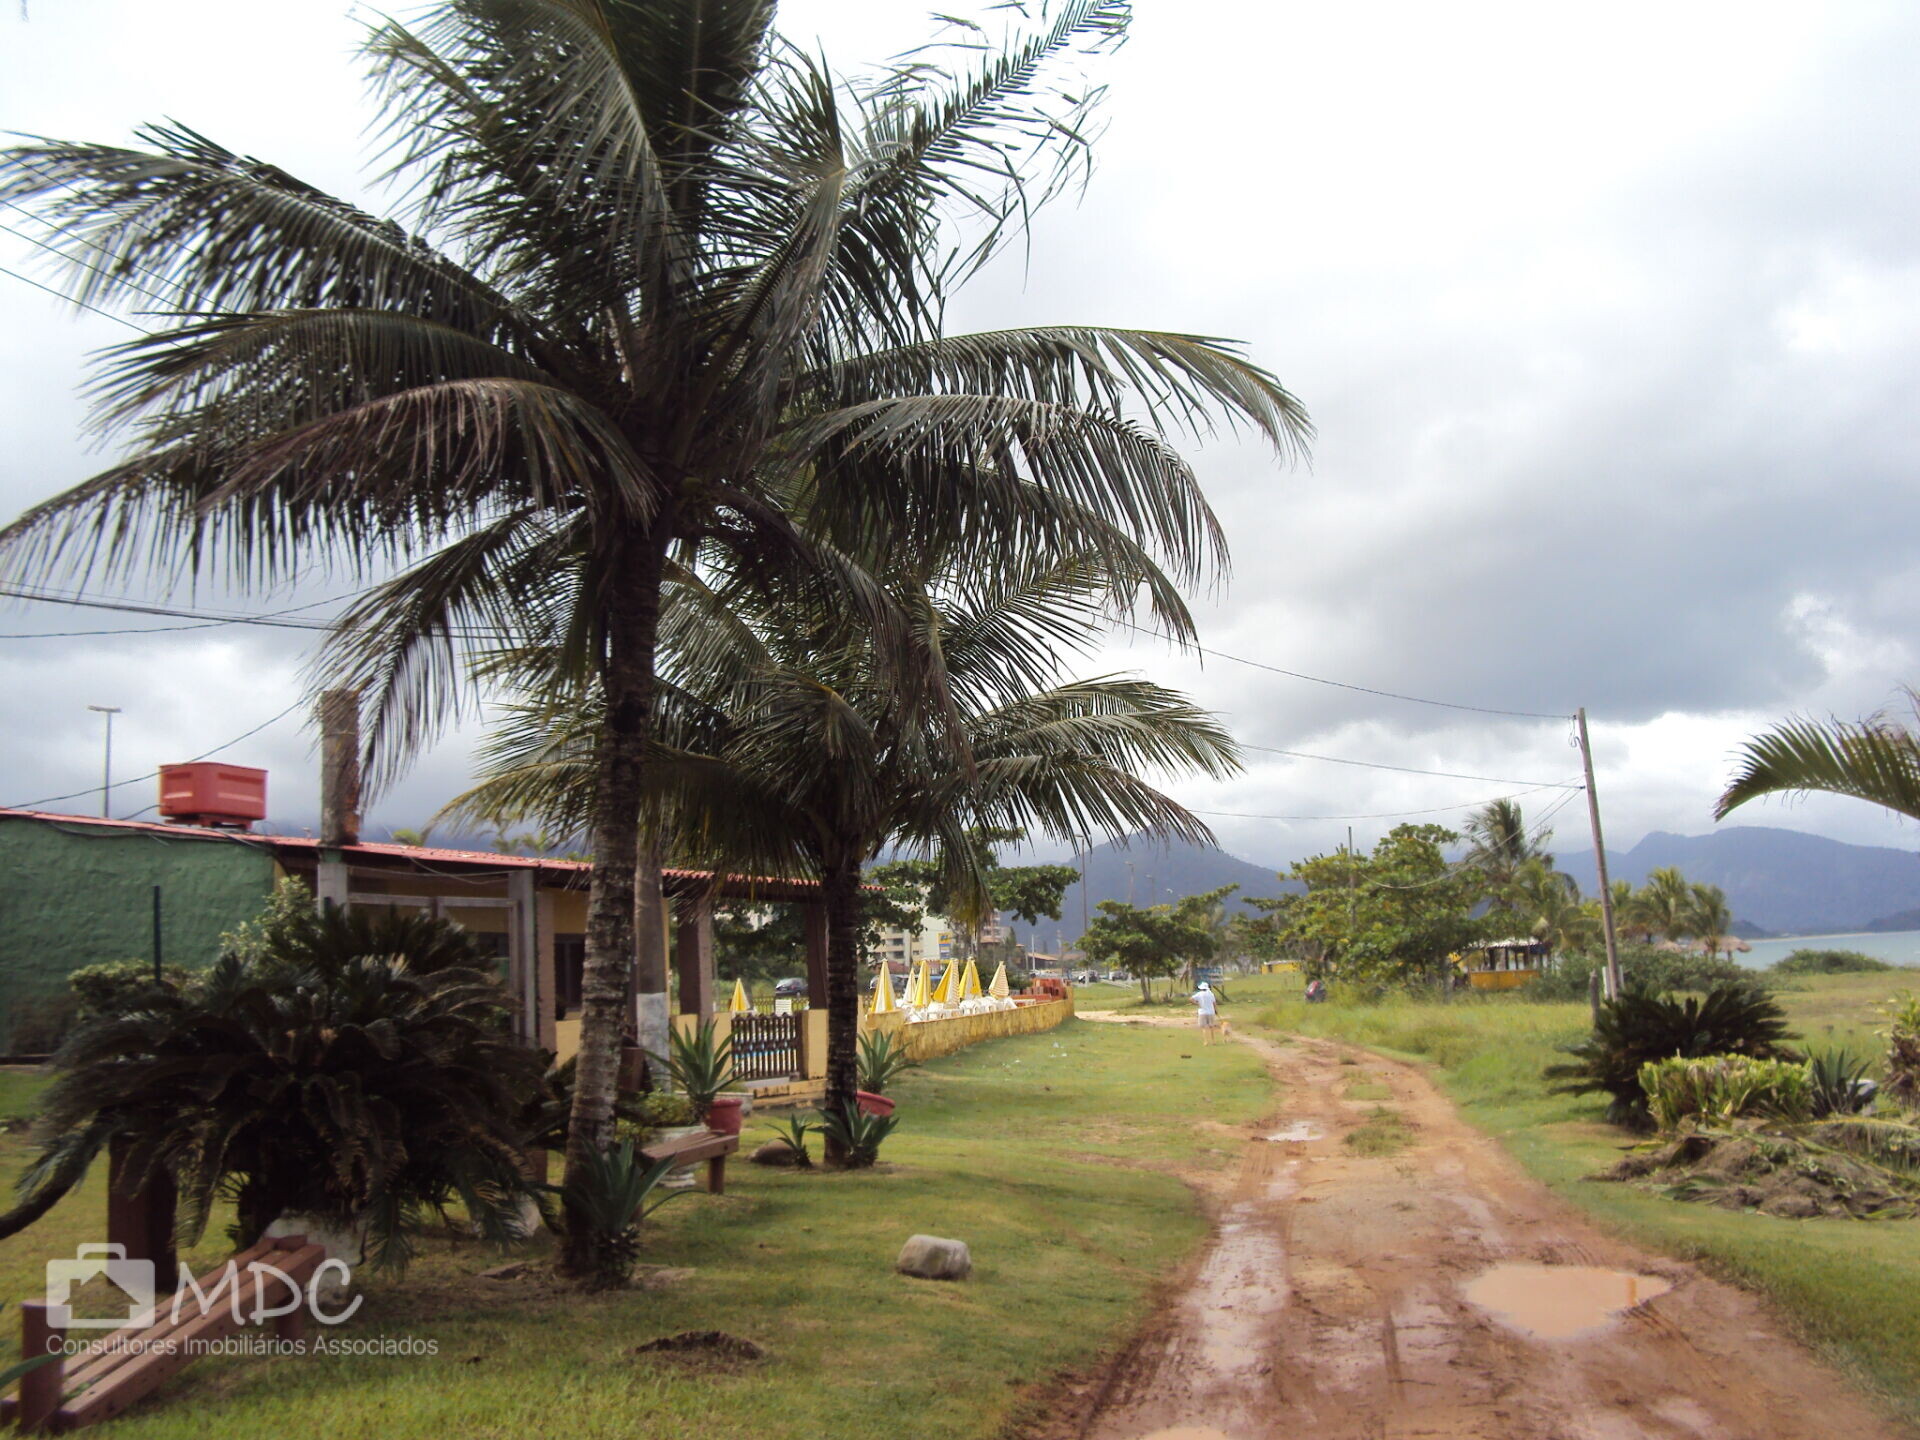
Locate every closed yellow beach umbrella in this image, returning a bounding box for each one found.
[988,961,1010,999]
[729,977,752,1014]
[909,959,932,1008]
[960,957,983,1000]
[931,960,955,1004]
[870,968,897,1015]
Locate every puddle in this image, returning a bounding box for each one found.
[1265,1121,1323,1143]
[1463,1263,1671,1339]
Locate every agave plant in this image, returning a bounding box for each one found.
[658,1019,736,1124]
[856,1030,912,1096]
[1806,1047,1876,1118]
[560,1140,684,1288]
[762,1113,819,1169]
[0,904,544,1264]
[1546,983,1797,1129]
[818,1103,898,1169]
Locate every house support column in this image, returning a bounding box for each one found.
[803,902,829,1008]
[674,894,716,1016]
[506,870,538,1046]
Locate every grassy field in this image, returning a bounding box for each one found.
[0,1018,1269,1440]
[1196,969,1920,1425]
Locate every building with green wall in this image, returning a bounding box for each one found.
[0,811,279,1052]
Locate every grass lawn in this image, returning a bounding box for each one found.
[0,1017,1269,1440]
[1236,970,1920,1426]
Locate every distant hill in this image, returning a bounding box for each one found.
[1556,826,1920,937]
[1022,835,1297,951]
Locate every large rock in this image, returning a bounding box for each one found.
[751,1140,805,1167]
[896,1234,971,1281]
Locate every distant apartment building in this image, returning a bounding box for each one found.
[873,913,954,968]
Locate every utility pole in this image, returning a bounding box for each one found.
[1577,707,1623,1001]
[87,704,121,817]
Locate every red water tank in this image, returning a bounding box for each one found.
[158,763,268,829]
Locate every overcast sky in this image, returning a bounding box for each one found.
[3,1,1919,871]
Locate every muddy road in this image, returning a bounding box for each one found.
[1051,1018,1906,1440]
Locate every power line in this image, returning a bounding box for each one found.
[1238,739,1580,789]
[4,697,306,813]
[1109,617,1571,721]
[0,262,146,333]
[1190,780,1580,824]
[0,588,363,639]
[0,219,176,311]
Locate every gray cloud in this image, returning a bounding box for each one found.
[5,1,1920,872]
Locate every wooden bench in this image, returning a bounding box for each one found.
[5,1234,324,1433]
[639,1129,739,1195]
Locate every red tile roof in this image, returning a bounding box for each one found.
[0,807,827,900]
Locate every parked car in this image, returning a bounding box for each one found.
[773,977,808,998]
[1103,971,1131,984]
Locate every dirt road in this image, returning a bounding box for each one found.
[1054,1018,1906,1440]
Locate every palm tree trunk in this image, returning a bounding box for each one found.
[821,856,865,1164]
[560,536,665,1275]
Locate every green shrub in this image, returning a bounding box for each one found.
[1529,944,1757,1002]
[628,1091,695,1130]
[1883,992,1920,1106]
[67,961,193,1017]
[1773,948,1896,975]
[1639,1055,1813,1131]
[1545,983,1797,1128]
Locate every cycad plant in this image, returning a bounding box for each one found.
[0,905,543,1264]
[0,1,1308,1263]
[1546,983,1797,1129]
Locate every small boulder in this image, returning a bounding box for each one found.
[897,1234,972,1281]
[751,1140,805,1167]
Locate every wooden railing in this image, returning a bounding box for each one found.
[729,1012,802,1081]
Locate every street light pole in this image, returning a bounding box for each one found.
[87,705,122,818]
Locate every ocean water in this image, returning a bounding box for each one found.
[1737,929,1920,971]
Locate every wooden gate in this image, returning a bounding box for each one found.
[730,1012,802,1081]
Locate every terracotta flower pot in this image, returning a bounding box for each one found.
[856,1089,895,1118]
[706,1094,745,1135]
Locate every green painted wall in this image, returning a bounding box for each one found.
[0,817,277,1052]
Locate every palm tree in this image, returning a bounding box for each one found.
[1610,879,1657,945]
[1639,866,1695,945]
[1462,798,1548,907]
[1718,695,1920,824]
[445,547,1240,1135]
[0,1,1309,1257]
[1507,856,1594,955]
[1688,883,1735,962]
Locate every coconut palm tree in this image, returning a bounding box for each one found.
[1506,856,1594,956]
[0,1,1309,1259]
[1688,883,1735,962]
[1717,695,1920,825]
[1639,866,1695,946]
[1462,798,1548,908]
[444,546,1240,1137]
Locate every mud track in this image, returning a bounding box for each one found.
[1048,1017,1908,1440]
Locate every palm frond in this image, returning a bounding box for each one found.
[1717,701,1920,823]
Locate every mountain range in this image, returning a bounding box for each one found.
[1019,824,1920,948]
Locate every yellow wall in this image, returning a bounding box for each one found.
[1467,968,1539,990]
[557,996,1075,1070]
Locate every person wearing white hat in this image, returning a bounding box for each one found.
[1190,981,1219,1045]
